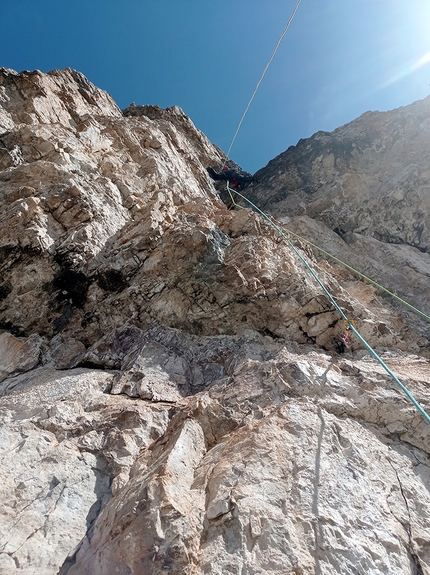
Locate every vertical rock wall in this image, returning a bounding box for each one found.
[0,68,429,575]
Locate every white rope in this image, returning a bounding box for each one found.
[226,0,303,159]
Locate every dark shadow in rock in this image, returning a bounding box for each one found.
[53,302,75,333]
[96,269,128,292]
[0,281,12,300]
[53,269,90,308]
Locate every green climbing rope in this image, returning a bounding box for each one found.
[225,188,430,323]
[278,226,430,323]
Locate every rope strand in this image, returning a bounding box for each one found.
[226,0,303,158]
[279,225,430,323]
[226,183,430,426]
[225,190,430,323]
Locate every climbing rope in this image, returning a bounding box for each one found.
[278,226,430,323]
[225,190,430,323]
[226,0,303,158]
[226,186,348,317]
[226,183,430,426]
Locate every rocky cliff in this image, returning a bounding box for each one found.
[0,68,429,575]
[250,99,430,333]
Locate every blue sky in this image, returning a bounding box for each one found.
[2,0,430,172]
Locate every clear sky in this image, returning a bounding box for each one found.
[2,1,430,173]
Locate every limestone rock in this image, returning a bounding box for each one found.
[60,329,430,574]
[0,366,170,575]
[250,98,430,329]
[1,68,430,575]
[0,332,42,383]
[46,334,86,369]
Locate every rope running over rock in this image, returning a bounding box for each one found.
[226,182,430,426]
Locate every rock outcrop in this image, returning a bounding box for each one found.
[0,68,429,575]
[250,99,430,332]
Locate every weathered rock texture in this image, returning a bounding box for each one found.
[250,99,430,330]
[0,68,429,575]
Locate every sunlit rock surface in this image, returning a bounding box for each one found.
[0,68,429,575]
[250,99,430,331]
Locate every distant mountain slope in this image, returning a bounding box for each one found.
[250,97,430,326]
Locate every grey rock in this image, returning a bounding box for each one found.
[1,68,430,575]
[0,332,42,384]
[250,99,430,331]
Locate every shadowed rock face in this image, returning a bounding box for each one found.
[1,68,430,575]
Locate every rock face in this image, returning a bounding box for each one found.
[0,68,430,575]
[250,99,430,329]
